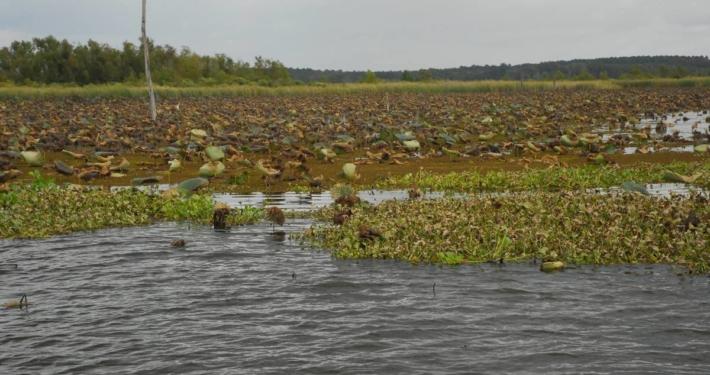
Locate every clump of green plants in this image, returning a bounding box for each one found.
[1,185,156,238]
[160,194,215,223]
[228,206,264,226]
[301,191,710,272]
[0,181,312,238]
[376,161,710,192]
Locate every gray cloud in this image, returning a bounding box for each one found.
[0,0,708,70]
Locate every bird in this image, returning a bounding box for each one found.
[407,185,422,200]
[266,206,285,232]
[358,224,383,241]
[333,209,352,225]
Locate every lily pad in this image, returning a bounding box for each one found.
[662,171,699,184]
[199,161,225,178]
[342,163,357,180]
[54,160,74,175]
[21,151,43,167]
[168,159,182,172]
[190,129,207,138]
[177,177,209,194]
[560,135,578,147]
[205,146,225,161]
[319,148,337,160]
[694,144,708,153]
[395,131,416,142]
[0,169,21,183]
[403,140,420,151]
[478,132,496,141]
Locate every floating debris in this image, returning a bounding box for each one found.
[540,261,565,272]
[171,239,186,248]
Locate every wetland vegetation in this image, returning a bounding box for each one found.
[299,190,709,272]
[1,84,709,271]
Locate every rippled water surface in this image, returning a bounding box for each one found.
[2,220,710,374]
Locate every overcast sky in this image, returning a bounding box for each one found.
[0,0,708,70]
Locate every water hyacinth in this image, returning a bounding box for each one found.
[377,161,710,192]
[0,183,278,238]
[301,191,710,272]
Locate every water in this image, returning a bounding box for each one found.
[215,189,452,211]
[2,186,709,373]
[215,184,699,211]
[2,221,710,374]
[596,110,710,153]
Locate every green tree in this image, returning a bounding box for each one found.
[361,70,379,83]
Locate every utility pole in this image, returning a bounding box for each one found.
[142,0,157,121]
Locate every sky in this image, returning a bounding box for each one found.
[0,0,708,71]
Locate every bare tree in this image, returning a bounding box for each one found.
[142,0,157,121]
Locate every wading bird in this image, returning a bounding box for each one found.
[266,206,285,232]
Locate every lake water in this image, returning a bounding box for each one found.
[2,219,710,374]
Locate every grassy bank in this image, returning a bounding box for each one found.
[377,161,710,192]
[0,184,265,239]
[300,191,710,272]
[1,77,710,98]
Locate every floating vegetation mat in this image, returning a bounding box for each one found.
[0,185,268,239]
[299,192,710,272]
[377,161,710,192]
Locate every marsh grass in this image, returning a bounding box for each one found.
[301,192,710,272]
[2,77,709,98]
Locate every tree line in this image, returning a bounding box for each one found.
[290,56,710,83]
[2,36,709,85]
[0,36,291,85]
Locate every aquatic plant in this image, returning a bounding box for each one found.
[377,161,710,192]
[160,194,214,223]
[301,191,710,272]
[228,206,264,226]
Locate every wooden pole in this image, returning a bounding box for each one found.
[142,0,157,121]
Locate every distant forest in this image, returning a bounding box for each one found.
[1,36,709,85]
[291,56,710,83]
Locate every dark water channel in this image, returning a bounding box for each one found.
[2,217,710,374]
